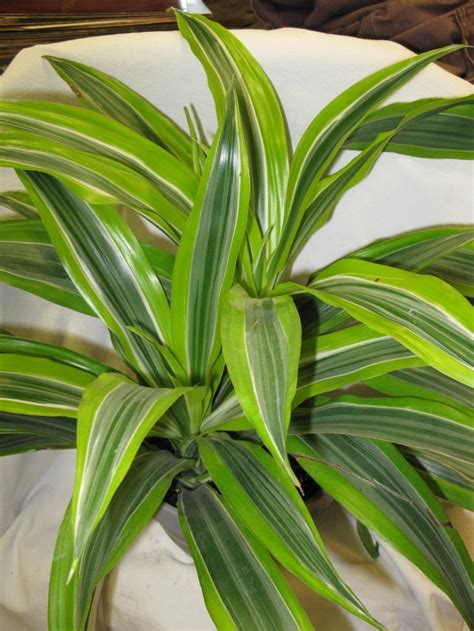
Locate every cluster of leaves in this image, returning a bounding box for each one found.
[0,12,473,631]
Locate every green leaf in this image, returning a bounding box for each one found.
[356,522,380,559]
[200,435,378,627]
[291,394,473,465]
[0,410,75,455]
[221,285,301,483]
[70,372,189,571]
[403,449,474,511]
[0,332,112,376]
[45,55,193,166]
[0,219,175,309]
[0,99,198,231]
[0,131,186,239]
[269,46,465,276]
[350,225,474,282]
[21,171,173,386]
[0,353,95,417]
[296,323,422,404]
[0,218,95,315]
[309,258,473,385]
[171,89,250,383]
[178,484,313,631]
[366,366,472,414]
[176,11,289,251]
[0,190,38,218]
[49,451,191,631]
[345,97,474,159]
[289,434,474,626]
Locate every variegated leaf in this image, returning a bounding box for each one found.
[171,89,249,384]
[221,285,301,483]
[70,372,189,570]
[345,97,474,159]
[45,55,193,165]
[291,394,473,465]
[0,353,94,417]
[289,434,474,626]
[176,11,289,252]
[178,484,313,631]
[21,172,173,386]
[200,435,378,627]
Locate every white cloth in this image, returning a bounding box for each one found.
[0,28,472,631]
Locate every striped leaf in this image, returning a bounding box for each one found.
[21,172,173,386]
[0,218,94,315]
[351,225,474,276]
[424,243,474,298]
[0,410,75,455]
[403,449,474,511]
[345,98,474,159]
[221,285,301,483]
[171,90,250,383]
[296,324,422,404]
[289,434,474,626]
[49,451,191,631]
[308,259,473,385]
[178,484,313,631]
[0,190,38,218]
[176,11,289,251]
[45,55,193,165]
[0,219,175,310]
[200,435,378,627]
[269,46,464,276]
[0,100,197,229]
[0,354,94,417]
[0,332,112,377]
[70,372,189,571]
[291,395,473,465]
[366,366,472,414]
[0,132,186,239]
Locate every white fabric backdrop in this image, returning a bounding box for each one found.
[0,27,472,630]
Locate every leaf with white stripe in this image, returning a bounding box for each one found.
[21,172,173,386]
[291,395,473,465]
[0,100,197,230]
[296,324,422,404]
[0,219,175,309]
[0,353,94,417]
[309,259,473,386]
[0,410,76,455]
[70,372,189,571]
[0,332,112,377]
[0,190,38,218]
[269,46,464,276]
[424,243,474,298]
[221,285,301,483]
[45,56,193,166]
[0,218,94,315]
[171,90,249,383]
[49,451,191,631]
[0,132,187,239]
[178,484,313,631]
[345,98,474,159]
[289,434,474,626]
[402,448,473,511]
[366,366,472,414]
[176,11,289,252]
[200,435,378,627]
[351,225,474,278]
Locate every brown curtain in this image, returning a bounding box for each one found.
[252,0,474,82]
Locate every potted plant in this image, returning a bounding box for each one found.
[0,11,472,630]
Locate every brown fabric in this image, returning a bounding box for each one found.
[252,0,474,82]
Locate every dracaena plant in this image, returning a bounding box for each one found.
[0,11,473,630]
